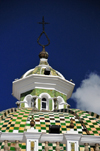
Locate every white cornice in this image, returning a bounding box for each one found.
[0,132,23,142]
[39,133,64,143]
[80,135,100,145]
[0,131,100,146]
[12,74,75,100]
[23,132,42,141]
[64,134,82,142]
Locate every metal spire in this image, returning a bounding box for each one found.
[37,16,50,59]
[37,16,50,47]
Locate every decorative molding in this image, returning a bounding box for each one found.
[64,134,82,142]
[0,131,100,146]
[39,133,64,143]
[0,132,23,142]
[80,135,100,145]
[13,74,75,100]
[23,132,42,141]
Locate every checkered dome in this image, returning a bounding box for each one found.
[0,108,100,151]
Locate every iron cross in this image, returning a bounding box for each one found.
[38,16,49,31]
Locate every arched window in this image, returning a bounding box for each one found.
[39,93,52,111]
[42,98,46,109]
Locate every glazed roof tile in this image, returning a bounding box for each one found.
[0,108,100,150]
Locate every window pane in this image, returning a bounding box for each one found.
[42,102,46,108]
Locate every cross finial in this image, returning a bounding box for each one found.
[37,17,50,48]
[38,16,49,31]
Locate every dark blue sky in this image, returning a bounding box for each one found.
[0,0,100,111]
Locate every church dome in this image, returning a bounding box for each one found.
[0,108,100,150]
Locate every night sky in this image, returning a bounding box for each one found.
[0,0,100,113]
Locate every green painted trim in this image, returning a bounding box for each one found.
[21,103,25,108]
[49,100,52,111]
[38,99,40,110]
[57,103,58,109]
[64,104,66,109]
